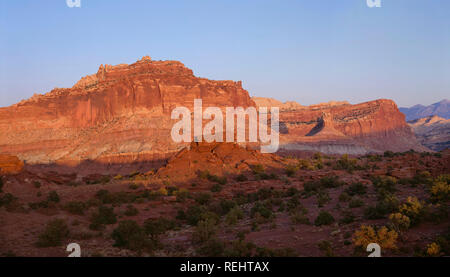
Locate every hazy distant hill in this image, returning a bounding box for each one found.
[408,115,450,151]
[400,99,450,121]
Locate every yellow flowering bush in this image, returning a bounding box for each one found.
[399,196,424,225]
[430,181,450,202]
[426,242,441,257]
[389,213,410,231]
[353,225,398,250]
[158,187,168,196]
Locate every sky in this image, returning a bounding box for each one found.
[0,0,449,108]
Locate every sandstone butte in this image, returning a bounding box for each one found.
[0,56,427,171]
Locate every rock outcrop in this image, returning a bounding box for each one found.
[255,97,427,154]
[0,57,428,170]
[408,115,450,151]
[0,57,254,165]
[0,155,24,174]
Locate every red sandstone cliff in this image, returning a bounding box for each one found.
[0,56,254,164]
[253,97,427,154]
[0,56,427,168]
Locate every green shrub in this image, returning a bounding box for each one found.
[314,211,335,226]
[36,219,69,247]
[192,218,217,243]
[47,191,60,203]
[349,197,364,208]
[197,239,225,257]
[345,182,367,196]
[225,206,244,225]
[250,202,273,219]
[144,218,176,243]
[112,220,147,251]
[124,204,139,216]
[194,193,212,205]
[63,201,86,215]
[90,206,117,230]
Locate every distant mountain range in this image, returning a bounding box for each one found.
[408,115,450,151]
[400,99,450,121]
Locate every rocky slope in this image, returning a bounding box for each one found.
[408,115,450,151]
[0,57,427,171]
[400,99,450,121]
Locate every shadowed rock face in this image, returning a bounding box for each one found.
[0,57,427,168]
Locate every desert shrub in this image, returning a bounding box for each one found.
[298,159,314,170]
[290,210,310,225]
[353,225,398,250]
[33,181,41,188]
[225,206,244,225]
[192,218,217,244]
[339,210,355,225]
[63,201,87,215]
[47,191,60,203]
[426,242,441,257]
[399,196,425,225]
[430,180,450,203]
[124,204,139,216]
[389,213,411,232]
[317,190,331,208]
[371,176,397,194]
[383,151,395,158]
[319,176,344,188]
[36,219,69,247]
[235,174,248,182]
[318,240,334,257]
[348,197,364,208]
[175,189,190,202]
[250,202,273,219]
[339,192,351,202]
[345,182,367,196]
[0,177,3,192]
[211,183,223,193]
[196,238,225,257]
[334,154,361,172]
[0,193,16,208]
[412,171,433,185]
[90,206,117,230]
[194,192,212,205]
[112,220,147,251]
[158,187,168,196]
[364,194,399,219]
[285,164,298,177]
[251,164,265,175]
[314,211,335,226]
[144,218,176,243]
[224,240,256,257]
[183,205,208,226]
[218,199,237,215]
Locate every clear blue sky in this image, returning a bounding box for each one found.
[0,0,449,108]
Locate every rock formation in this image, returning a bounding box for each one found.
[0,57,428,172]
[408,115,450,151]
[0,155,24,174]
[254,97,427,155]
